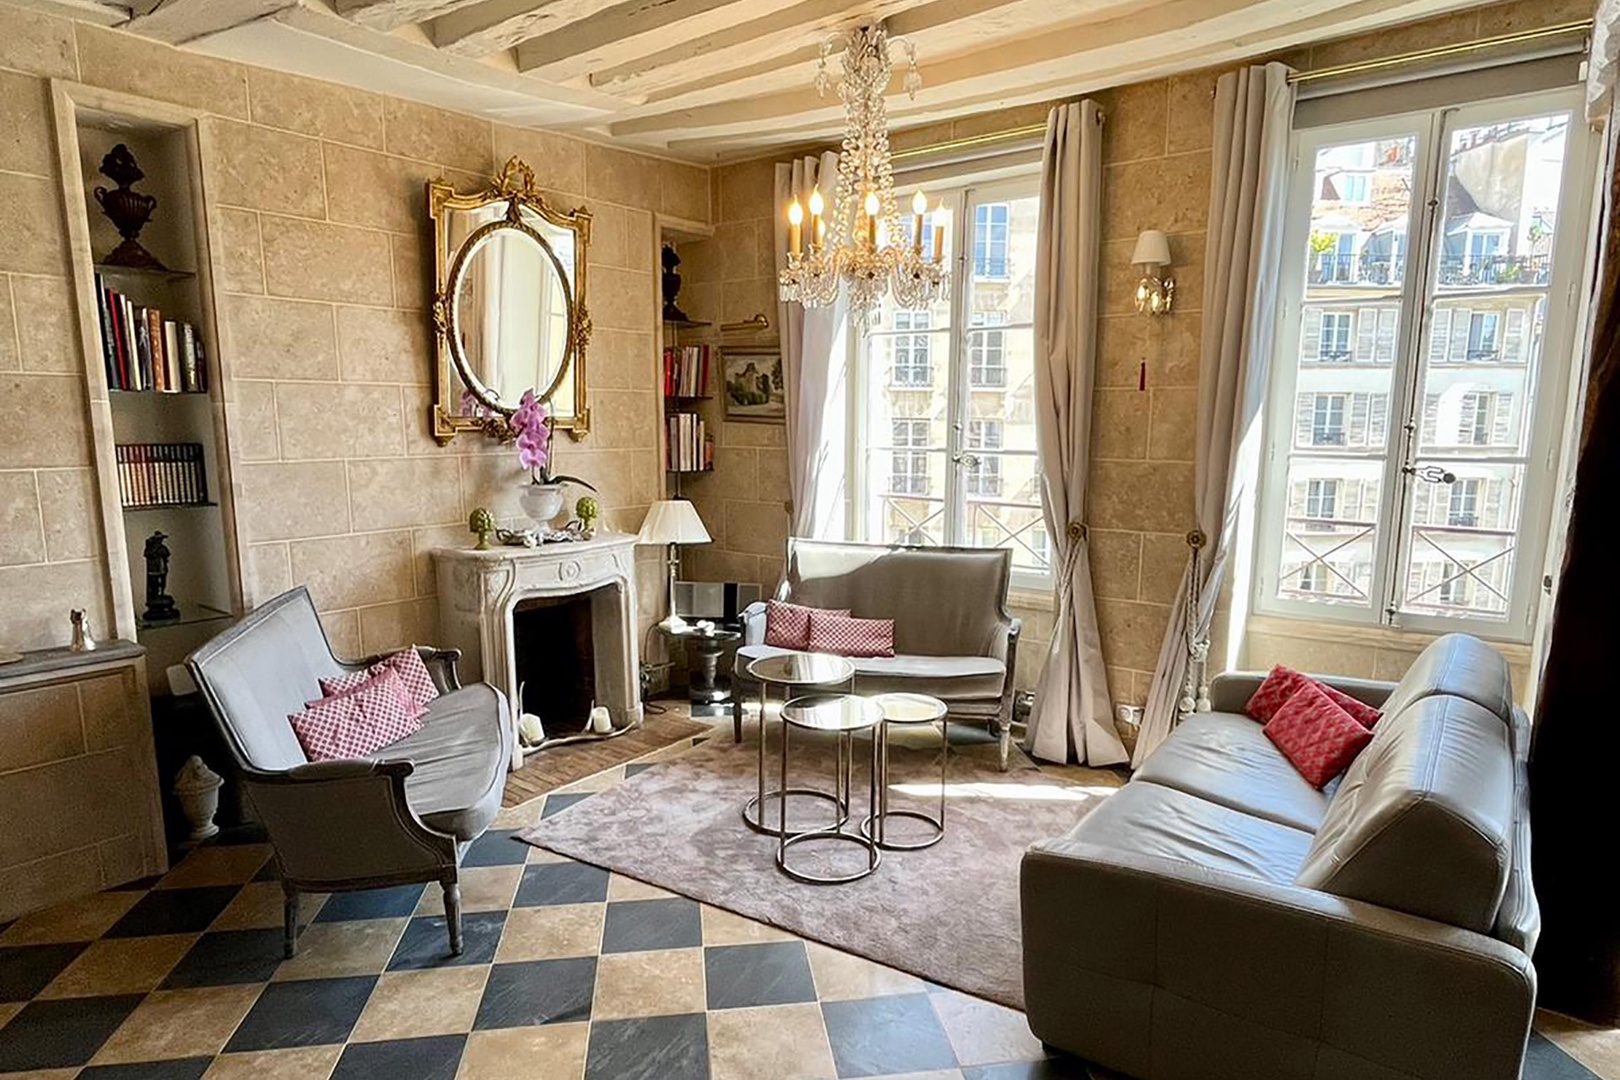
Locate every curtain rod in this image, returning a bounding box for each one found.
[886,20,1591,162]
[1289,19,1592,84]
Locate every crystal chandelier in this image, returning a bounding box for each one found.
[778,25,948,328]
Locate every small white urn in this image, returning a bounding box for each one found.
[173,755,223,843]
[518,482,566,529]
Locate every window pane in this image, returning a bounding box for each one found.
[1307,136,1416,287]
[1277,456,1382,605]
[967,196,1037,324]
[1435,115,1568,291]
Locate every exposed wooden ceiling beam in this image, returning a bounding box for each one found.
[3,0,129,25]
[513,0,805,84]
[332,0,488,33]
[124,0,298,43]
[430,0,621,58]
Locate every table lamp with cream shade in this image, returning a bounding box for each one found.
[638,499,711,631]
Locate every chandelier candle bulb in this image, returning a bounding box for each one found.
[912,191,927,255]
[788,198,803,256]
[932,201,946,265]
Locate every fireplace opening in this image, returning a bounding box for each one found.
[512,592,597,737]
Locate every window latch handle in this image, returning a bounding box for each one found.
[1402,463,1456,484]
[953,452,980,468]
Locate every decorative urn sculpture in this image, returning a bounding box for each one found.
[94,144,167,271]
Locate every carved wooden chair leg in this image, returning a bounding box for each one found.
[282,886,300,958]
[443,880,464,955]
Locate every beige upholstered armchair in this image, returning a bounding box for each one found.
[735,539,1022,768]
[188,587,511,957]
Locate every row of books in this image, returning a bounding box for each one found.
[96,274,209,393]
[662,344,712,399]
[665,412,714,473]
[116,443,210,508]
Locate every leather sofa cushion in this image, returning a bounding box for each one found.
[1296,694,1514,933]
[376,682,511,840]
[1378,632,1514,731]
[1133,712,1334,832]
[1062,780,1314,885]
[735,643,1005,701]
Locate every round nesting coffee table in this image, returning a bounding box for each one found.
[776,693,882,885]
[861,692,949,851]
[741,652,856,837]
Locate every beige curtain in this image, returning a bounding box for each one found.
[774,154,849,540]
[1133,63,1295,767]
[1026,101,1127,766]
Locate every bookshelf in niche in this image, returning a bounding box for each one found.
[663,318,715,477]
[55,83,245,691]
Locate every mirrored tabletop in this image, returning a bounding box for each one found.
[780,693,882,733]
[745,651,855,688]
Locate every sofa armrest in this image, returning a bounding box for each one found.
[741,601,767,646]
[1021,838,1533,1080]
[243,759,456,888]
[1206,670,1395,714]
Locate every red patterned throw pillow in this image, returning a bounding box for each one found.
[1244,665,1380,729]
[806,611,895,658]
[320,648,440,710]
[290,667,425,762]
[763,600,850,649]
[1263,680,1375,789]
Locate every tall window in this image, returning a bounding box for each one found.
[1258,88,1590,638]
[891,310,933,386]
[851,178,1047,587]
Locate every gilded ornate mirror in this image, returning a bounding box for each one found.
[429,158,592,443]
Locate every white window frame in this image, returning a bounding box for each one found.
[891,309,933,387]
[1319,311,1354,360]
[1255,87,1595,643]
[847,173,1048,592]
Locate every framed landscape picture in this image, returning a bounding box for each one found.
[721,348,785,423]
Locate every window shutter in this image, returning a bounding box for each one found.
[1288,481,1308,516]
[1413,482,1433,524]
[1376,308,1398,363]
[1369,393,1388,447]
[1421,393,1439,445]
[1483,478,1505,528]
[1456,396,1477,445]
[1449,307,1472,361]
[1349,393,1370,445]
[1355,309,1377,361]
[1295,394,1313,446]
[1302,310,1323,361]
[1504,308,1527,362]
[1492,392,1514,445]
[1428,308,1453,364]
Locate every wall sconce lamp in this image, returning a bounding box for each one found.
[1132,229,1175,316]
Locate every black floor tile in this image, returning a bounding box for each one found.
[473,957,596,1030]
[162,927,286,988]
[315,884,426,922]
[461,829,530,868]
[387,912,505,971]
[331,1034,466,1080]
[0,942,88,1001]
[104,886,242,938]
[963,1057,1091,1080]
[585,1013,709,1080]
[1525,1033,1602,1080]
[0,994,145,1071]
[601,897,703,954]
[541,792,593,819]
[224,975,377,1052]
[514,860,609,907]
[108,875,165,892]
[822,993,958,1078]
[253,860,281,882]
[78,1058,214,1080]
[704,941,817,1010]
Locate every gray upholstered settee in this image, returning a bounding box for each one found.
[188,587,512,957]
[1021,634,1537,1080]
[734,538,1021,768]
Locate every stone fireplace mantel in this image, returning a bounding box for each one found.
[433,533,643,770]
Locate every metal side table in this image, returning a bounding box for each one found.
[861,692,949,851]
[741,652,856,837]
[776,693,882,885]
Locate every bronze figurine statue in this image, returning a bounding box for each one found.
[143,531,179,622]
[95,144,166,271]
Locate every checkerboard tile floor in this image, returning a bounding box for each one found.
[0,727,1612,1080]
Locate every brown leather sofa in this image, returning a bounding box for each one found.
[734,538,1021,768]
[1021,634,1536,1080]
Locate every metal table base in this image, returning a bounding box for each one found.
[775,716,880,885]
[860,695,949,851]
[741,661,855,839]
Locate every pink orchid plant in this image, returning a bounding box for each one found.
[510,390,595,490]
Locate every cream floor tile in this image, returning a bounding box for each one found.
[607,873,676,902]
[0,890,141,944]
[525,844,570,864]
[350,967,489,1042]
[37,933,196,998]
[1538,1009,1620,1080]
[554,766,627,794]
[592,947,706,1020]
[157,845,274,889]
[862,1073,964,1080]
[90,984,264,1064]
[806,941,926,1001]
[203,1045,343,1079]
[415,866,522,915]
[492,800,546,830]
[0,1001,23,1027]
[707,1002,837,1080]
[271,918,407,980]
[211,883,328,932]
[457,1023,590,1080]
[929,989,1047,1067]
[700,904,796,946]
[495,903,604,963]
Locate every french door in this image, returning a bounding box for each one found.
[1257,87,1594,640]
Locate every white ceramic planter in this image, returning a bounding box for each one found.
[518,483,566,529]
